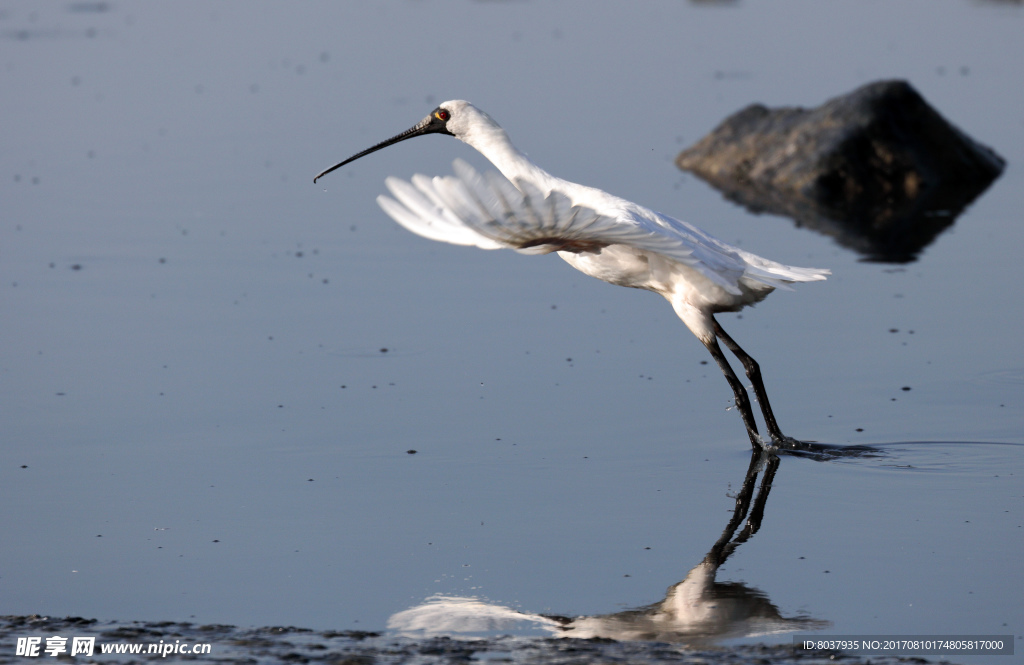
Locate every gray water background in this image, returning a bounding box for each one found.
[2,2,1021,663]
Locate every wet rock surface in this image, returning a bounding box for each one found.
[676,80,1005,262]
[0,615,954,665]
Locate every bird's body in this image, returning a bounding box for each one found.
[315,100,828,449]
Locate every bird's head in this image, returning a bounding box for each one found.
[314,100,492,183]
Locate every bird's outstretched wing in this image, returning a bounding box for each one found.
[377,159,828,295]
[378,159,695,257]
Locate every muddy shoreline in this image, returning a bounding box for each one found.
[1,615,957,665]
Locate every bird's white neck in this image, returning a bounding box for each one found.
[457,120,559,193]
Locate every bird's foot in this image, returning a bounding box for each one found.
[770,436,888,460]
[769,434,805,450]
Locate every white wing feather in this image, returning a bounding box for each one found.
[377,159,828,295]
[379,160,698,258]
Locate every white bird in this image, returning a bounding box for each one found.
[314,100,829,449]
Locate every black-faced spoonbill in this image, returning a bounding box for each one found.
[314,101,829,449]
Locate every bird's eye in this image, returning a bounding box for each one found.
[435,110,450,121]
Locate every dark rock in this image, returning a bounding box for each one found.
[676,80,1005,262]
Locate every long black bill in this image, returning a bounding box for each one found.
[313,109,453,183]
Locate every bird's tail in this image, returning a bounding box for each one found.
[738,253,830,291]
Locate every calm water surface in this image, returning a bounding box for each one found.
[1,2,1021,663]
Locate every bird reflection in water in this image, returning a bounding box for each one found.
[388,449,828,644]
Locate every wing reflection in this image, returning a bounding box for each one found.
[388,450,827,644]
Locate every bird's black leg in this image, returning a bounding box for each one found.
[702,336,762,449]
[712,318,788,445]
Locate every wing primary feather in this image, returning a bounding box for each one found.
[377,160,826,296]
